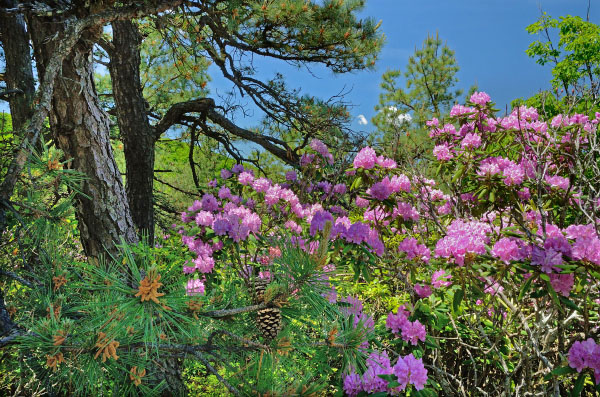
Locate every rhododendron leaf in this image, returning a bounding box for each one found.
[451,165,465,183]
[518,276,534,300]
[376,374,396,382]
[435,162,443,176]
[546,280,565,314]
[559,296,581,312]
[425,335,441,349]
[416,302,431,314]
[361,264,371,282]
[452,289,464,313]
[350,176,363,191]
[544,365,577,381]
[477,188,488,200]
[489,190,496,203]
[540,274,551,282]
[570,372,586,397]
[433,312,450,330]
[414,389,438,397]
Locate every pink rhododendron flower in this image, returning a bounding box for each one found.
[220,169,232,179]
[285,170,297,181]
[545,175,570,190]
[310,210,333,236]
[201,194,219,212]
[390,174,411,192]
[369,177,394,200]
[461,132,482,149]
[491,237,520,263]
[502,162,525,186]
[393,354,428,391]
[450,104,476,117]
[432,269,452,288]
[218,186,231,199]
[398,237,430,262]
[186,278,205,296]
[531,247,563,273]
[376,155,397,169]
[333,183,346,194]
[414,284,432,298]
[394,202,420,222]
[433,143,454,161]
[434,220,491,265]
[252,178,271,192]
[353,146,377,169]
[549,273,574,297]
[470,91,491,105]
[568,338,600,384]
[195,211,214,227]
[310,138,334,164]
[238,171,254,185]
[343,373,362,396]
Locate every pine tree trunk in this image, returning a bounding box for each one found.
[109,22,187,395]
[109,20,156,245]
[27,14,138,260]
[0,0,35,132]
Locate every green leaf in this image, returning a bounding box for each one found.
[570,372,586,397]
[546,280,564,314]
[559,296,582,312]
[425,335,441,349]
[544,365,577,381]
[451,165,465,183]
[518,276,534,300]
[377,374,396,382]
[350,176,363,191]
[453,289,464,313]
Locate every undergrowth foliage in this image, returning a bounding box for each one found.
[1,92,600,396]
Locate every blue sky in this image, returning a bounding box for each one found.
[2,1,597,136]
[247,0,598,132]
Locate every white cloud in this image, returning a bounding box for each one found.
[382,106,412,126]
[357,114,368,125]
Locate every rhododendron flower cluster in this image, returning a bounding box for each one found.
[177,92,600,394]
[343,351,428,395]
[398,237,430,262]
[568,339,600,384]
[353,146,377,169]
[385,305,427,345]
[434,220,491,265]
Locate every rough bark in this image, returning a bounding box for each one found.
[0,0,35,132]
[109,20,156,244]
[27,12,137,260]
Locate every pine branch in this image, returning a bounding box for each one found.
[0,269,36,288]
[198,302,267,318]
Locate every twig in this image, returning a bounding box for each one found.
[191,350,240,395]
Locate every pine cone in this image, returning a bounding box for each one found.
[257,307,282,340]
[251,278,270,304]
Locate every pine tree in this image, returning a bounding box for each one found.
[372,33,462,168]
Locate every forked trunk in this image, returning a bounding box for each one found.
[28,14,137,261]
